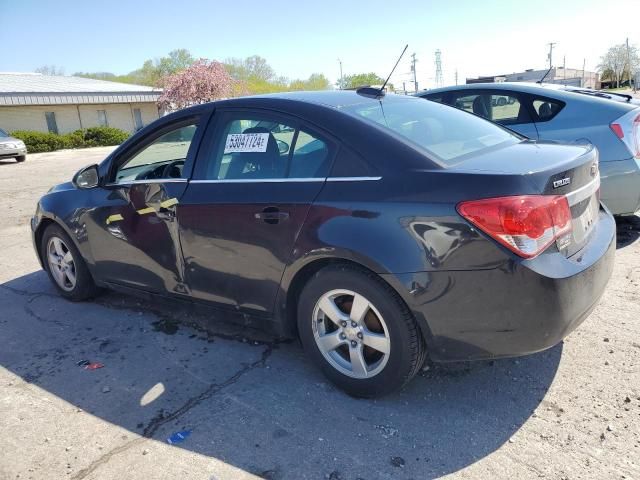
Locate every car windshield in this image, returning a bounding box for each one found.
[340,97,520,165]
[0,128,8,137]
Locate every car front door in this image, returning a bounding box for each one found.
[446,90,539,139]
[178,109,335,316]
[86,114,207,294]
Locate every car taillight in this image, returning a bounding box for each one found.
[610,123,624,139]
[611,109,640,158]
[457,195,572,258]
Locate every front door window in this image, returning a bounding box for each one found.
[114,123,198,183]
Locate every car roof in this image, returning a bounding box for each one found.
[218,89,420,110]
[417,82,639,110]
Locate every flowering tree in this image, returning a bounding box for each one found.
[158,59,233,111]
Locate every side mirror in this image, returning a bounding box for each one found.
[73,164,100,189]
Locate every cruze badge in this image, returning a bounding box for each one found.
[553,177,571,188]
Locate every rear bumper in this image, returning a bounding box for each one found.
[384,208,616,362]
[599,158,640,215]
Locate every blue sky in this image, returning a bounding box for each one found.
[2,0,639,89]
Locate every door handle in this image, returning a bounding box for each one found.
[254,208,289,224]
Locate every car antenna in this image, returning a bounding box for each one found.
[357,44,408,99]
[537,66,553,84]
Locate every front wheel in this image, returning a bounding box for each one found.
[297,265,426,398]
[41,224,99,301]
[16,155,26,162]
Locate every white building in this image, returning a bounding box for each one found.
[467,67,600,89]
[0,73,161,134]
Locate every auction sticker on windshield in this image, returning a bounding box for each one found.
[224,133,270,153]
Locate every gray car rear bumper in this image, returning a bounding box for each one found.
[599,157,640,215]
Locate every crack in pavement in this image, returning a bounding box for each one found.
[70,438,146,480]
[142,343,275,438]
[69,343,276,480]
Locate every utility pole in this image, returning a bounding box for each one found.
[563,55,566,85]
[582,58,586,88]
[410,53,418,92]
[434,50,443,88]
[337,58,343,90]
[547,42,556,69]
[455,69,458,86]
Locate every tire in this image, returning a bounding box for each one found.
[16,155,26,162]
[297,265,426,398]
[41,224,100,301]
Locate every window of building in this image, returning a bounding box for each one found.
[97,110,108,127]
[207,116,331,180]
[45,112,58,134]
[133,108,143,131]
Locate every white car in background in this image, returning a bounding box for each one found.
[0,128,27,162]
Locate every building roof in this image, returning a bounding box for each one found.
[0,73,161,106]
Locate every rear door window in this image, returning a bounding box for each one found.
[449,92,530,125]
[204,114,333,180]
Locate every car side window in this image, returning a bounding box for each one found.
[207,116,331,180]
[424,94,444,104]
[114,123,198,183]
[489,94,529,125]
[532,98,564,122]
[451,94,480,114]
[450,92,529,125]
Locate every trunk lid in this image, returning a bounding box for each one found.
[450,140,600,257]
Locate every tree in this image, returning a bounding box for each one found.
[599,43,639,88]
[289,73,331,91]
[35,65,65,75]
[223,55,289,94]
[158,59,233,111]
[342,72,385,89]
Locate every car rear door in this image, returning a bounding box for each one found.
[85,113,208,294]
[178,108,336,315]
[446,89,539,139]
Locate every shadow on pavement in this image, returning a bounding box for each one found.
[1,271,562,480]
[616,215,640,249]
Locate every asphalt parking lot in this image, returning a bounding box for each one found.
[1,147,639,480]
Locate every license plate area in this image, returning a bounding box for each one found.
[559,193,599,253]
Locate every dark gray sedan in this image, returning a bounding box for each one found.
[32,91,615,397]
[417,83,640,216]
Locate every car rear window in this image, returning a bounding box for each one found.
[341,97,520,165]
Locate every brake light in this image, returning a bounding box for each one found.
[457,195,572,258]
[611,109,640,158]
[610,123,624,139]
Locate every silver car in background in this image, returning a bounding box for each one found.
[0,128,27,163]
[417,83,640,216]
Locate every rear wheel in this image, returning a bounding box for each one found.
[16,155,26,162]
[297,265,426,397]
[41,224,99,301]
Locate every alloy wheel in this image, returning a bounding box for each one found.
[312,289,391,379]
[47,236,77,292]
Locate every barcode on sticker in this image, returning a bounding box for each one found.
[224,133,269,153]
